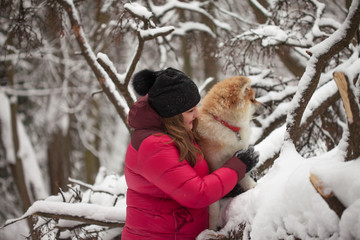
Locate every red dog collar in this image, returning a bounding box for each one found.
[213,115,241,133]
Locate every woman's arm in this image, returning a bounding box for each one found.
[136,135,243,209]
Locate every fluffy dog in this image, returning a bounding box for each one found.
[197,76,263,230]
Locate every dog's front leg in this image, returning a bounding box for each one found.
[239,173,257,191]
[209,201,220,230]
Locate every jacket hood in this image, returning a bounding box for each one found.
[128,95,163,131]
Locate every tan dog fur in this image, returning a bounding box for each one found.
[197,76,262,230]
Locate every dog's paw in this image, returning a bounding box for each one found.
[196,229,227,240]
[239,173,257,190]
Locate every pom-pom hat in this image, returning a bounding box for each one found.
[132,67,201,118]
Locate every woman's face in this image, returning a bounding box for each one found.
[182,106,200,131]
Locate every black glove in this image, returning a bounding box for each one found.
[234,146,259,173]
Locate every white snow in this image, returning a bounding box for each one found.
[0,91,16,164]
[339,201,360,239]
[140,26,175,39]
[10,200,126,225]
[97,52,126,84]
[0,91,48,200]
[2,174,127,236]
[124,2,153,20]
[173,22,215,38]
[252,25,288,46]
[198,143,359,240]
[149,0,231,31]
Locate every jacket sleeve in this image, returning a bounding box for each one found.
[136,135,240,209]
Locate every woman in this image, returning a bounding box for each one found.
[122,67,258,239]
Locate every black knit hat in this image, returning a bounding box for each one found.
[132,67,201,118]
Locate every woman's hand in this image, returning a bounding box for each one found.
[233,146,259,172]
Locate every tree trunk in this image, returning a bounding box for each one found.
[84,99,100,184]
[6,60,35,231]
[200,2,219,90]
[47,127,71,195]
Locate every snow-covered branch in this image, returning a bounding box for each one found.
[97,3,175,112]
[1,172,127,237]
[2,201,125,229]
[285,0,360,144]
[56,0,131,132]
[149,0,231,33]
[333,71,360,160]
[249,0,271,18]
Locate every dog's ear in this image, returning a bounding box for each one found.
[244,85,255,101]
[201,75,254,112]
[243,85,251,94]
[214,76,251,109]
[220,80,242,108]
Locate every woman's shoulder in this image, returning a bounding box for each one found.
[138,134,179,158]
[142,134,174,147]
[138,134,181,168]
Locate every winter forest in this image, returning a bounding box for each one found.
[0,0,359,239]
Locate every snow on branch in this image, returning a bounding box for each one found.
[149,0,231,32]
[96,53,125,85]
[119,4,175,106]
[333,71,360,160]
[310,159,360,218]
[308,0,327,39]
[56,0,131,132]
[249,0,271,17]
[57,1,176,133]
[285,0,360,145]
[298,52,360,143]
[310,172,346,218]
[124,2,153,21]
[96,52,135,107]
[232,25,311,48]
[171,22,215,38]
[334,72,355,124]
[122,3,175,91]
[1,200,126,229]
[213,3,258,27]
[1,172,128,237]
[140,26,175,40]
[198,77,215,94]
[254,51,358,174]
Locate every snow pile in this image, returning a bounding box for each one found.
[2,171,128,239]
[198,142,360,239]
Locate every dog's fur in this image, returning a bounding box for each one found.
[197,76,263,230]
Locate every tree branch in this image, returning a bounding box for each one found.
[1,200,125,230]
[2,211,124,230]
[56,0,131,132]
[309,173,346,218]
[333,71,360,160]
[286,0,360,144]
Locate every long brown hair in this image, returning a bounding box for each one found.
[162,114,203,167]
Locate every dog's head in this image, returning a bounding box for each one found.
[200,76,263,122]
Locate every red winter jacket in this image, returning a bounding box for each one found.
[122,95,243,239]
